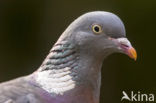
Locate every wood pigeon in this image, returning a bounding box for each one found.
[0,11,137,103]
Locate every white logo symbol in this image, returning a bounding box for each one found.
[121,91,130,101]
[121,91,154,102]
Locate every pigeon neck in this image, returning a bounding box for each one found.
[35,41,78,95]
[35,41,105,103]
[75,50,104,102]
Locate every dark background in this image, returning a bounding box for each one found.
[0,0,156,103]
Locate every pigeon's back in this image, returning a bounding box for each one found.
[0,76,44,103]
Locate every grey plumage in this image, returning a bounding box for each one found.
[40,42,78,71]
[0,11,136,103]
[0,76,44,103]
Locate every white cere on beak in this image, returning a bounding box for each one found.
[115,37,132,50]
[117,38,131,46]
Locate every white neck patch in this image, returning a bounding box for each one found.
[36,67,76,95]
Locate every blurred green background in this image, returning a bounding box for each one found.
[0,0,156,103]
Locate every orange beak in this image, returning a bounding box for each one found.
[127,47,137,61]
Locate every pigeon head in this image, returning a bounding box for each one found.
[36,11,137,100]
[58,11,137,60]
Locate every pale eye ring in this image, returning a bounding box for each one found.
[92,24,102,34]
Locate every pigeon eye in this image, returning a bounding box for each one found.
[92,24,102,34]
